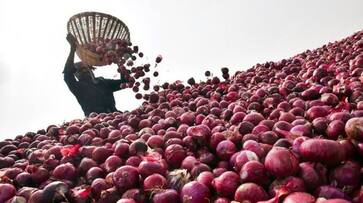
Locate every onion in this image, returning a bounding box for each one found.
[165,144,187,168]
[240,160,268,186]
[152,189,179,203]
[316,199,351,203]
[282,192,315,203]
[321,93,339,106]
[264,147,299,178]
[312,117,329,134]
[299,139,344,166]
[269,176,306,197]
[233,150,259,172]
[181,156,198,172]
[0,183,16,202]
[112,166,139,193]
[258,131,278,145]
[143,173,167,190]
[306,106,330,121]
[315,185,350,200]
[234,183,268,202]
[326,120,345,140]
[243,112,265,126]
[290,124,312,138]
[299,162,327,191]
[180,181,210,203]
[243,140,266,159]
[213,197,230,203]
[216,140,236,160]
[196,171,214,188]
[345,117,363,140]
[329,161,361,193]
[212,171,240,198]
[236,121,255,135]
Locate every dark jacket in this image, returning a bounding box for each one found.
[63,48,127,116]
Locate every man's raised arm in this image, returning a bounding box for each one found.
[63,34,79,91]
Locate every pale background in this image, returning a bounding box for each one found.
[0,0,363,138]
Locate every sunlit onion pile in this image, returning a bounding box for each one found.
[1,29,363,203]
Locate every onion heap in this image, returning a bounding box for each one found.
[0,29,363,203]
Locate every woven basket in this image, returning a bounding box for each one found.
[67,11,131,66]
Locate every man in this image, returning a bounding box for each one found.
[64,34,128,116]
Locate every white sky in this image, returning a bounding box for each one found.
[0,0,363,139]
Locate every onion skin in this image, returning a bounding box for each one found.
[212,171,240,198]
[196,171,214,189]
[0,183,16,202]
[240,160,269,186]
[264,147,299,178]
[269,176,306,197]
[216,140,237,160]
[316,198,351,203]
[112,166,139,194]
[180,181,210,203]
[234,183,268,203]
[315,185,350,200]
[282,192,315,203]
[152,189,179,203]
[299,139,344,166]
[345,117,363,140]
[299,162,327,192]
[328,161,361,193]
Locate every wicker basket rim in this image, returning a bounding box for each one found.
[67,11,130,42]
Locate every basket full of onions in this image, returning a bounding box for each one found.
[67,11,131,66]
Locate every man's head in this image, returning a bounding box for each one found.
[74,62,96,81]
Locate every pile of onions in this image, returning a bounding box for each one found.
[0,27,363,203]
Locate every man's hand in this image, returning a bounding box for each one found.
[66,34,77,50]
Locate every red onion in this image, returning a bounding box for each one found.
[299,139,344,166]
[315,185,350,200]
[230,112,246,125]
[210,132,226,149]
[282,192,315,203]
[345,117,363,140]
[243,112,265,125]
[299,162,327,191]
[326,120,345,139]
[329,161,361,193]
[236,121,255,135]
[165,144,186,168]
[321,93,339,106]
[316,199,351,203]
[152,189,179,203]
[180,181,210,203]
[216,140,236,160]
[233,150,259,172]
[290,124,312,138]
[112,166,139,193]
[306,106,330,121]
[234,183,268,202]
[213,197,230,203]
[264,147,299,177]
[212,171,240,198]
[240,160,268,186]
[0,183,16,202]
[313,117,329,134]
[269,176,306,197]
[196,171,214,188]
[143,173,167,190]
[258,131,279,145]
